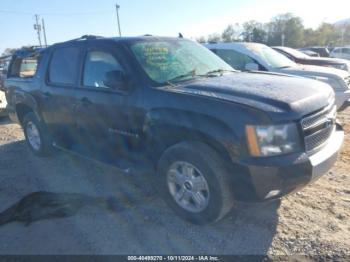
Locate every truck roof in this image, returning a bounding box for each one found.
[51,35,185,47]
[12,35,181,58]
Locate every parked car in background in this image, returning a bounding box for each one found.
[0,90,7,118]
[0,67,4,88]
[205,42,350,111]
[3,36,344,224]
[299,50,320,57]
[273,46,350,72]
[0,56,11,117]
[330,47,350,61]
[299,47,330,57]
[0,68,7,118]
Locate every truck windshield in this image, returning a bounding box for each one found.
[247,44,297,69]
[280,47,309,59]
[131,39,234,84]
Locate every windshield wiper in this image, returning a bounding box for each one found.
[276,66,291,69]
[163,69,236,86]
[204,69,237,76]
[165,69,197,85]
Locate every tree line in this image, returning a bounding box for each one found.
[2,12,350,56]
[196,13,350,48]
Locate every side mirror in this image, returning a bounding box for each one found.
[245,62,260,71]
[103,70,127,89]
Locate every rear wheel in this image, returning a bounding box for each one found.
[23,112,53,157]
[157,142,234,224]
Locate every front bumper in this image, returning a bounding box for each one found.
[230,124,344,202]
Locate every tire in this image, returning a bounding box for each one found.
[22,112,53,157]
[157,141,234,225]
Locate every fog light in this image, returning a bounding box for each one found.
[265,190,281,199]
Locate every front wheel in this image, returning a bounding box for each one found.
[23,112,53,157]
[157,142,235,225]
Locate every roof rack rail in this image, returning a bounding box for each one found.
[0,55,12,60]
[62,35,104,44]
[20,46,44,51]
[13,46,46,58]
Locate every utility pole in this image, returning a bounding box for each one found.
[341,28,346,47]
[115,3,122,37]
[42,18,48,47]
[34,14,42,47]
[281,23,286,47]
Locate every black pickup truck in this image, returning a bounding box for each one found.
[3,36,344,224]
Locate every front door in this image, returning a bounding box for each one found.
[72,47,145,164]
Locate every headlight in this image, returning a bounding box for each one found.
[314,76,346,91]
[246,124,301,157]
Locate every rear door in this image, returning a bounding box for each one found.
[71,44,145,163]
[40,45,84,148]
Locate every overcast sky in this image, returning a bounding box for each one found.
[0,0,349,54]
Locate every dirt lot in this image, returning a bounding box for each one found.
[0,109,349,256]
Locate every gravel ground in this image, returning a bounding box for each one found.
[0,108,349,256]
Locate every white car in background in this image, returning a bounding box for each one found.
[205,42,350,111]
[0,90,7,118]
[330,47,350,61]
[0,68,8,118]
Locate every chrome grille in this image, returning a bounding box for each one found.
[301,105,336,153]
[304,125,335,152]
[345,76,350,88]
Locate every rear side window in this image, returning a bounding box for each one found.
[9,56,39,78]
[49,47,80,85]
[20,58,38,77]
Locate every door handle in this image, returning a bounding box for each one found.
[80,97,92,106]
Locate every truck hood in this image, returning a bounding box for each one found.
[279,64,349,80]
[164,72,333,121]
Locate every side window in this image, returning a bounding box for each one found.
[284,53,294,61]
[83,51,123,88]
[20,58,38,78]
[9,56,39,78]
[49,47,80,85]
[344,48,350,54]
[214,49,255,70]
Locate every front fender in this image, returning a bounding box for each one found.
[143,108,243,160]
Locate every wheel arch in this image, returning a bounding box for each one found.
[16,103,43,126]
[14,95,42,125]
[143,109,240,167]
